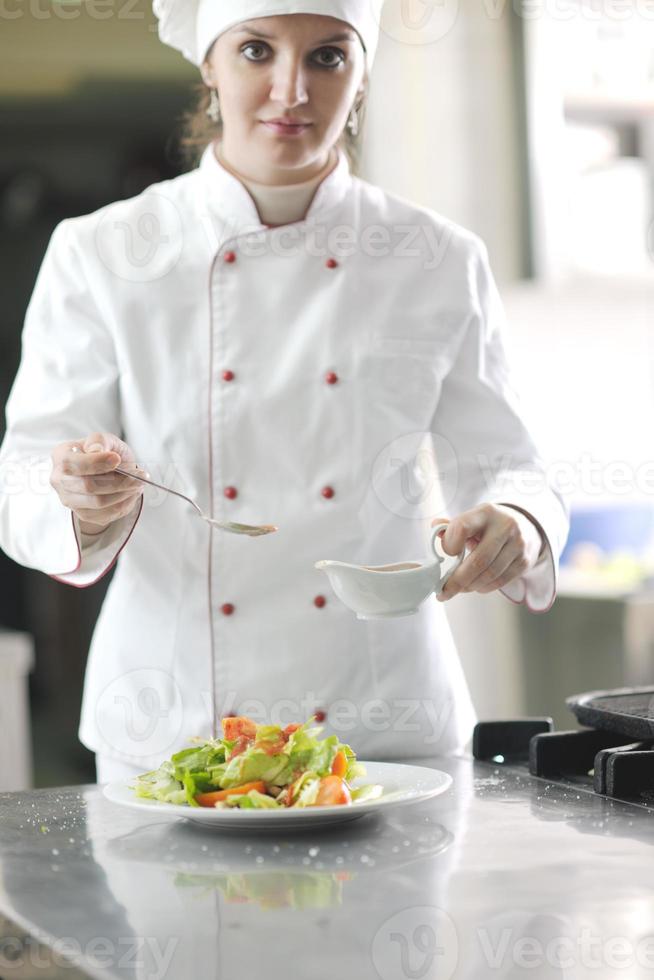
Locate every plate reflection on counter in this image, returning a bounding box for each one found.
[103,811,454,911]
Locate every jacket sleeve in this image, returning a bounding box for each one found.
[431,235,570,613]
[0,218,142,588]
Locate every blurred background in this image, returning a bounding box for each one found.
[1,0,653,788]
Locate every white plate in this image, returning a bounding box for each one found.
[103,762,452,830]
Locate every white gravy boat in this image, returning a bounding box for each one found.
[315,524,467,620]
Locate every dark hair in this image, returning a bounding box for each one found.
[175,82,369,176]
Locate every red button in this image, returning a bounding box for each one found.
[326,258,339,269]
[314,595,327,609]
[224,487,238,500]
[325,372,339,385]
[321,486,335,499]
[224,251,237,263]
[223,370,235,382]
[221,603,235,616]
[314,709,327,722]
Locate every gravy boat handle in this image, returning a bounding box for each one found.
[431,523,466,590]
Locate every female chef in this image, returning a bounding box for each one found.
[0,0,568,783]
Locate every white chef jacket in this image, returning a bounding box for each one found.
[0,140,569,770]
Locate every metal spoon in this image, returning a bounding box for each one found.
[114,467,278,537]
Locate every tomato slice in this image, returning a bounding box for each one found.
[331,750,347,778]
[227,734,255,761]
[312,775,351,807]
[222,716,258,741]
[195,781,266,807]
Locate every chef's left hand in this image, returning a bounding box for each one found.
[431,504,544,602]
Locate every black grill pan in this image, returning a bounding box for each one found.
[567,687,654,740]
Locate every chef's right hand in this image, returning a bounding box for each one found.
[50,432,145,536]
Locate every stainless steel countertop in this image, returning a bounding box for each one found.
[1,754,653,980]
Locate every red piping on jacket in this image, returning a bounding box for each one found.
[207,248,219,740]
[49,496,144,589]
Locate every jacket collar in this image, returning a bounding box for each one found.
[197,139,352,235]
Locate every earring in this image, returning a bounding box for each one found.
[347,103,360,137]
[207,88,222,124]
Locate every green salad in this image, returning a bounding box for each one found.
[133,715,383,810]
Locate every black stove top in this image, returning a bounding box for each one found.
[473,689,654,809]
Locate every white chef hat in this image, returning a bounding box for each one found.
[152,0,384,70]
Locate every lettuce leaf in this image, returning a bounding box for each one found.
[134,762,187,806]
[293,774,321,808]
[286,726,341,777]
[225,789,282,809]
[220,750,293,789]
[350,783,384,803]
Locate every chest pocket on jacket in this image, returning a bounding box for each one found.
[351,337,451,469]
[359,336,449,403]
